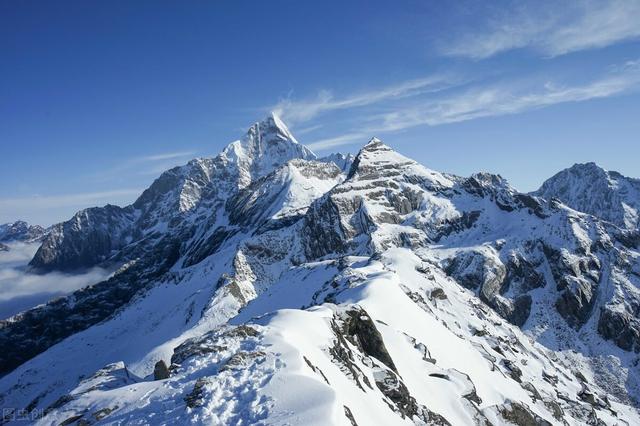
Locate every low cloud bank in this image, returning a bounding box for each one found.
[0,243,110,320]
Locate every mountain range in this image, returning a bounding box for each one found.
[0,114,639,425]
[0,221,47,245]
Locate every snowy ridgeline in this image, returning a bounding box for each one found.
[1,115,640,425]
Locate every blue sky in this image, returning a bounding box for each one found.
[1,0,639,225]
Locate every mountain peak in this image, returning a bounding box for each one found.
[567,161,607,175]
[346,137,417,180]
[222,115,316,188]
[362,137,386,150]
[267,111,294,139]
[534,162,640,229]
[248,112,298,144]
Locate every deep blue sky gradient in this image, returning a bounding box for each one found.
[1,1,639,224]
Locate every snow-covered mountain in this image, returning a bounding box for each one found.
[0,221,47,244]
[534,162,640,231]
[1,116,639,425]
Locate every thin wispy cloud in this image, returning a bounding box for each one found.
[272,75,462,125]
[307,133,369,151]
[306,59,640,150]
[0,189,142,211]
[376,62,640,129]
[90,150,196,184]
[441,0,640,59]
[136,151,196,162]
[295,124,324,135]
[0,189,143,226]
[4,151,195,224]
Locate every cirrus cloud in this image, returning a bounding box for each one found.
[441,0,640,59]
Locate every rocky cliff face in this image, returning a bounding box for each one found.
[1,119,639,425]
[534,162,640,230]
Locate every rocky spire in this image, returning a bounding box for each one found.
[221,113,316,188]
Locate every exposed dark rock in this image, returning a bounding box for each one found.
[93,405,119,421]
[45,395,75,414]
[543,245,600,328]
[505,252,545,292]
[375,368,451,424]
[446,249,533,326]
[578,388,598,405]
[431,211,481,242]
[617,229,640,249]
[183,227,234,267]
[304,355,330,385]
[220,351,265,371]
[429,373,449,380]
[445,250,500,291]
[374,369,419,418]
[597,307,640,352]
[340,307,397,373]
[171,335,227,365]
[573,370,588,383]
[60,414,85,425]
[542,371,558,386]
[153,360,170,380]
[343,405,358,426]
[502,359,523,383]
[185,377,210,408]
[542,399,564,421]
[521,382,542,402]
[223,324,259,339]
[303,195,352,259]
[328,317,373,392]
[509,295,533,327]
[498,401,552,426]
[430,288,448,300]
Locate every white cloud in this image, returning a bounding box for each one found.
[307,132,371,151]
[377,61,640,129]
[136,151,196,162]
[272,75,461,125]
[306,59,640,150]
[0,242,111,319]
[0,242,39,268]
[442,0,640,59]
